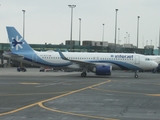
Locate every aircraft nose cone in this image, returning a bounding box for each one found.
[153,62,158,68]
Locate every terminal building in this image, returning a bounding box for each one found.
[0,40,159,67]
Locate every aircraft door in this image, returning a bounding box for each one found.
[93,57,99,62]
[97,57,99,61]
[135,55,140,64]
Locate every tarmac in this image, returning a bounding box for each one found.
[0,67,160,120]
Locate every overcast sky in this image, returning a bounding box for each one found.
[0,0,160,48]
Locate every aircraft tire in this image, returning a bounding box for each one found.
[81,72,86,77]
[134,75,138,78]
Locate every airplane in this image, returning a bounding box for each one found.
[3,26,158,78]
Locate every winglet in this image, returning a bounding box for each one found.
[58,49,68,60]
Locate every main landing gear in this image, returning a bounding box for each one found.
[134,70,138,78]
[81,72,87,77]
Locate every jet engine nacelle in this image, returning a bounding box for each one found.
[94,65,112,75]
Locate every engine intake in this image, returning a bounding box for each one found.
[95,65,112,75]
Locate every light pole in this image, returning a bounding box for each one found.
[22,10,25,39]
[118,28,120,44]
[137,16,140,48]
[114,9,118,52]
[79,18,81,46]
[21,10,25,67]
[146,40,148,45]
[159,27,160,47]
[68,5,76,51]
[102,23,105,42]
[126,32,128,44]
[128,34,130,44]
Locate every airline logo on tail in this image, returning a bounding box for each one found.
[11,36,25,50]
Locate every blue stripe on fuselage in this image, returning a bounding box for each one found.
[24,57,72,67]
[89,60,143,70]
[22,52,142,70]
[23,52,72,67]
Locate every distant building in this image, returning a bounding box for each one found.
[123,44,135,48]
[108,43,115,47]
[144,45,154,49]
[82,40,108,47]
[144,45,154,55]
[65,40,79,46]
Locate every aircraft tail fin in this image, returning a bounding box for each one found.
[6,26,33,53]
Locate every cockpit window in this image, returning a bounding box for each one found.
[145,58,151,61]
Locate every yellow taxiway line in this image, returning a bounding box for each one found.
[0,80,119,120]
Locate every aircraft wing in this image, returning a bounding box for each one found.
[58,50,98,68]
[68,59,96,68]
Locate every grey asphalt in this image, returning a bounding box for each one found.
[0,67,160,120]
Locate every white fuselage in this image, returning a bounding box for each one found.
[3,51,158,71]
[29,51,157,71]
[146,55,160,64]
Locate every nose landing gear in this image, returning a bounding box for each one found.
[134,70,138,78]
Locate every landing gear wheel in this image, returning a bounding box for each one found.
[134,70,138,78]
[81,72,87,77]
[134,75,138,78]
